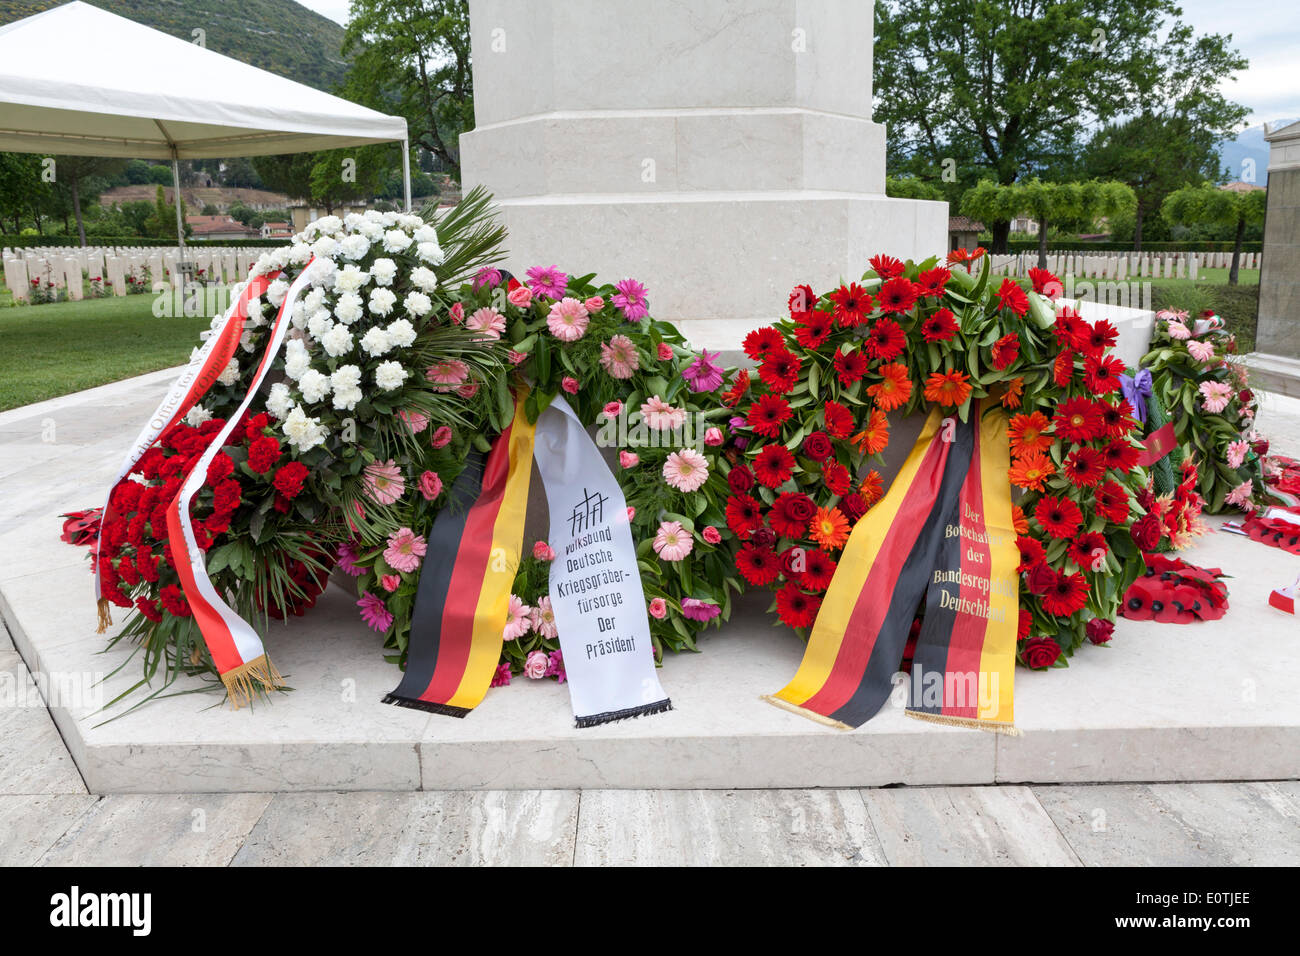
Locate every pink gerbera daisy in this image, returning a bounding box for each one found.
[599,334,639,379]
[466,307,506,340]
[653,520,694,561]
[1187,339,1215,363]
[530,595,558,639]
[612,278,649,321]
[503,594,533,640]
[427,359,469,387]
[1225,479,1255,510]
[640,395,686,431]
[1199,381,1233,414]
[663,448,710,492]
[363,460,405,505]
[526,265,568,299]
[357,592,393,632]
[683,348,724,392]
[383,527,427,573]
[547,297,590,341]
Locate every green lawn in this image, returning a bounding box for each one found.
[0,295,208,412]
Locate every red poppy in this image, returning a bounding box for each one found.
[758,349,802,394]
[915,266,951,297]
[799,549,838,591]
[864,318,907,361]
[754,444,797,488]
[822,399,854,439]
[828,282,874,327]
[833,348,869,386]
[776,582,822,629]
[736,544,781,586]
[1054,397,1105,443]
[793,310,834,349]
[770,492,816,537]
[869,254,906,279]
[991,332,1020,370]
[921,307,959,342]
[1035,494,1083,539]
[1064,447,1106,488]
[1042,569,1089,616]
[876,276,918,314]
[1084,354,1125,395]
[1101,439,1141,473]
[994,278,1030,316]
[743,326,784,362]
[747,394,793,437]
[726,494,764,538]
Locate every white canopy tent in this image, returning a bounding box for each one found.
[0,1,412,249]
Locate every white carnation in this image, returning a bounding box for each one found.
[333,264,369,293]
[331,364,362,391]
[268,246,292,271]
[409,267,438,293]
[370,257,398,286]
[344,212,366,231]
[303,288,326,313]
[364,209,384,222]
[369,287,397,317]
[360,326,392,357]
[402,292,432,318]
[253,253,275,276]
[413,223,439,243]
[284,340,310,381]
[306,257,337,287]
[289,242,313,265]
[320,323,355,358]
[209,313,226,332]
[283,405,328,452]
[380,211,400,227]
[299,368,331,404]
[239,329,257,353]
[218,357,239,386]
[307,309,334,341]
[334,292,364,324]
[382,229,413,253]
[332,386,363,411]
[374,360,409,391]
[311,235,340,260]
[184,405,213,426]
[417,241,445,265]
[266,280,289,307]
[385,318,417,348]
[339,234,371,261]
[315,214,343,236]
[358,220,384,240]
[290,301,308,330]
[267,383,294,419]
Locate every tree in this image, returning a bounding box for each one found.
[341,0,473,180]
[49,156,127,246]
[124,159,152,185]
[0,153,48,234]
[143,184,189,240]
[1162,184,1265,284]
[961,179,1134,267]
[885,176,946,202]
[146,164,174,186]
[221,157,264,190]
[874,0,1247,252]
[255,146,391,213]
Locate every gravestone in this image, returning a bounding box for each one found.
[459,0,946,343]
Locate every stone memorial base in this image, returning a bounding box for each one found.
[1245,353,1300,399]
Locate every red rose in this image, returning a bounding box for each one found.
[1130,513,1162,551]
[1026,562,1057,596]
[727,465,755,494]
[802,431,833,461]
[273,462,309,499]
[751,527,777,551]
[1086,618,1114,645]
[839,492,867,524]
[1022,637,1061,669]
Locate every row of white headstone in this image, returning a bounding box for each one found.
[984,249,1260,282]
[2,246,260,303]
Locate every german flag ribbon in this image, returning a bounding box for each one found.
[94,268,280,632]
[767,402,1019,733]
[388,395,671,726]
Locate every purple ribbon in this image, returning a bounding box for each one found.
[1120,368,1152,425]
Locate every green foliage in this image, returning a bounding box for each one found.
[885,176,945,202]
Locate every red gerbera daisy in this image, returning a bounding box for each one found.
[793,310,834,349]
[736,543,781,586]
[1053,307,1084,346]
[859,469,884,508]
[799,549,838,592]
[1095,480,1131,523]
[1072,319,1119,358]
[1035,494,1084,539]
[828,282,874,327]
[1054,397,1105,443]
[866,362,912,411]
[1101,439,1141,473]
[1068,531,1108,570]
[876,276,918,314]
[1053,349,1076,387]
[822,399,854,439]
[864,318,907,361]
[1028,267,1062,297]
[869,254,906,279]
[770,492,816,538]
[1098,398,1137,438]
[747,394,793,437]
[991,332,1020,370]
[923,369,973,407]
[1084,353,1125,395]
[776,582,822,629]
[1064,447,1106,488]
[852,408,890,455]
[1009,452,1055,491]
[758,349,802,394]
[823,460,851,496]
[1042,569,1089,617]
[1016,534,1046,573]
[1017,609,1033,642]
[725,494,764,538]
[753,444,797,488]
[994,278,1030,316]
[743,326,784,362]
[722,369,751,407]
[833,347,869,386]
[921,307,959,343]
[1008,411,1053,457]
[914,266,951,298]
[788,283,817,316]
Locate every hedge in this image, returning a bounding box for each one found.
[1001,239,1263,254]
[0,235,286,249]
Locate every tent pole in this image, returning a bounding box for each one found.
[402,139,412,212]
[171,149,185,253]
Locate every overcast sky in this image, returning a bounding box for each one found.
[298,0,1299,128]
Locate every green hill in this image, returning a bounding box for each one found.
[0,0,349,92]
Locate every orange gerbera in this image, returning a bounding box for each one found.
[859,469,884,508]
[1008,411,1053,457]
[852,408,890,455]
[1001,376,1024,409]
[923,369,973,407]
[810,506,850,551]
[1012,505,1029,535]
[1008,451,1056,491]
[866,362,912,412]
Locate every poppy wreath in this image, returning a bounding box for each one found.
[1141,310,1266,513]
[718,252,1149,670]
[343,264,741,684]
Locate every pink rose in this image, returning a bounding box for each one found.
[702,525,722,544]
[704,426,723,446]
[419,470,443,500]
[431,426,452,448]
[508,350,528,365]
[584,296,605,313]
[381,574,401,593]
[620,451,639,469]
[657,343,673,361]
[524,650,549,679]
[458,382,480,398]
[562,376,580,394]
[603,401,623,418]
[648,597,668,619]
[398,410,429,434]
[449,302,464,325]
[626,506,636,521]
[508,286,533,308]
[533,541,555,561]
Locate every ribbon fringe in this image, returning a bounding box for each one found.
[380,694,470,718]
[904,709,1022,737]
[95,598,112,634]
[221,654,283,709]
[762,694,854,730]
[574,698,673,728]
